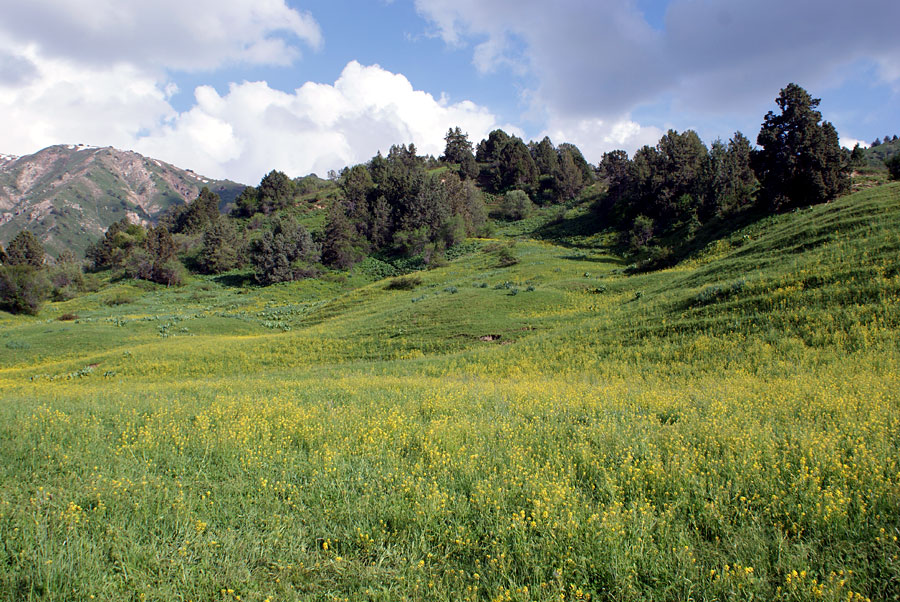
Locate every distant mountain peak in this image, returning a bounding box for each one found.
[0,144,245,256]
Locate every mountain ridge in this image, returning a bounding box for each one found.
[0,144,245,257]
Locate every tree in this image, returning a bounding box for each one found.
[249,216,317,284]
[849,144,866,170]
[127,226,182,285]
[5,230,45,268]
[554,146,585,201]
[86,218,146,271]
[706,132,758,216]
[754,83,849,210]
[0,243,7,266]
[321,202,364,270]
[0,265,50,315]
[441,127,474,164]
[886,154,900,181]
[257,170,295,213]
[198,218,241,274]
[531,137,559,176]
[499,190,533,221]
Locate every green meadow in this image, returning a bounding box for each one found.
[2,183,900,601]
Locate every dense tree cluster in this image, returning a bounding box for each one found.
[597,83,849,262]
[1,230,85,314]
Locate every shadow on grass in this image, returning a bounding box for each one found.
[213,271,257,288]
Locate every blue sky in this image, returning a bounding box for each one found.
[0,0,897,183]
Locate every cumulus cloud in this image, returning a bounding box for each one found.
[540,115,664,162]
[0,45,176,154]
[0,0,322,71]
[135,61,501,183]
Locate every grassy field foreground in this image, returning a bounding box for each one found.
[2,184,900,601]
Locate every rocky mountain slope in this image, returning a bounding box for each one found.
[0,145,244,257]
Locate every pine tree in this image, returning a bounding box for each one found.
[5,230,45,268]
[198,218,240,274]
[755,83,849,210]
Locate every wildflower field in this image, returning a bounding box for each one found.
[2,184,900,601]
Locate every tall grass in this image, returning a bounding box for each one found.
[1,184,899,601]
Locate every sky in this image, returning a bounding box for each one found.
[0,0,898,184]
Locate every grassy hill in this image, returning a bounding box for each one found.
[1,183,899,600]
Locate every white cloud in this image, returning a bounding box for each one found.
[0,0,322,71]
[540,114,665,163]
[0,45,176,154]
[134,61,501,183]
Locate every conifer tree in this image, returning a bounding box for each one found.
[5,230,45,268]
[754,83,849,210]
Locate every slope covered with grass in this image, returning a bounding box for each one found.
[1,184,899,601]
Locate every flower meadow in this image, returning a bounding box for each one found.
[1,184,899,601]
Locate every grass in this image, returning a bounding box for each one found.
[1,184,900,601]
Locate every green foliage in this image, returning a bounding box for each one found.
[249,215,318,284]
[197,218,241,274]
[499,190,534,221]
[0,264,50,314]
[127,226,182,286]
[441,126,474,164]
[257,169,296,212]
[385,275,422,290]
[160,187,222,234]
[5,229,46,267]
[85,218,146,271]
[755,83,849,210]
[886,154,900,181]
[321,202,364,270]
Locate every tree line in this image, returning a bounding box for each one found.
[3,82,893,314]
[596,83,854,266]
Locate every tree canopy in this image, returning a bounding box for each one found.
[754,83,848,210]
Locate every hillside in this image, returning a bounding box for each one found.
[1,183,898,600]
[0,144,245,257]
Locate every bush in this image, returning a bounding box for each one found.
[499,190,533,221]
[386,275,422,290]
[886,155,900,181]
[0,265,51,315]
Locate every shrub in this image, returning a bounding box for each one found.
[499,190,533,221]
[886,155,900,181]
[386,276,422,291]
[0,265,51,315]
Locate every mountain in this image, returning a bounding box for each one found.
[0,144,245,257]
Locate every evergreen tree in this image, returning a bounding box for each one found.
[497,137,539,194]
[0,265,50,315]
[181,187,221,234]
[321,202,363,269]
[441,127,474,164]
[257,170,295,213]
[249,216,317,284]
[5,230,45,268]
[886,154,900,181]
[86,218,146,270]
[754,83,849,210]
[531,137,559,176]
[554,146,585,201]
[476,129,511,163]
[706,132,757,216]
[231,186,260,217]
[198,218,240,274]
